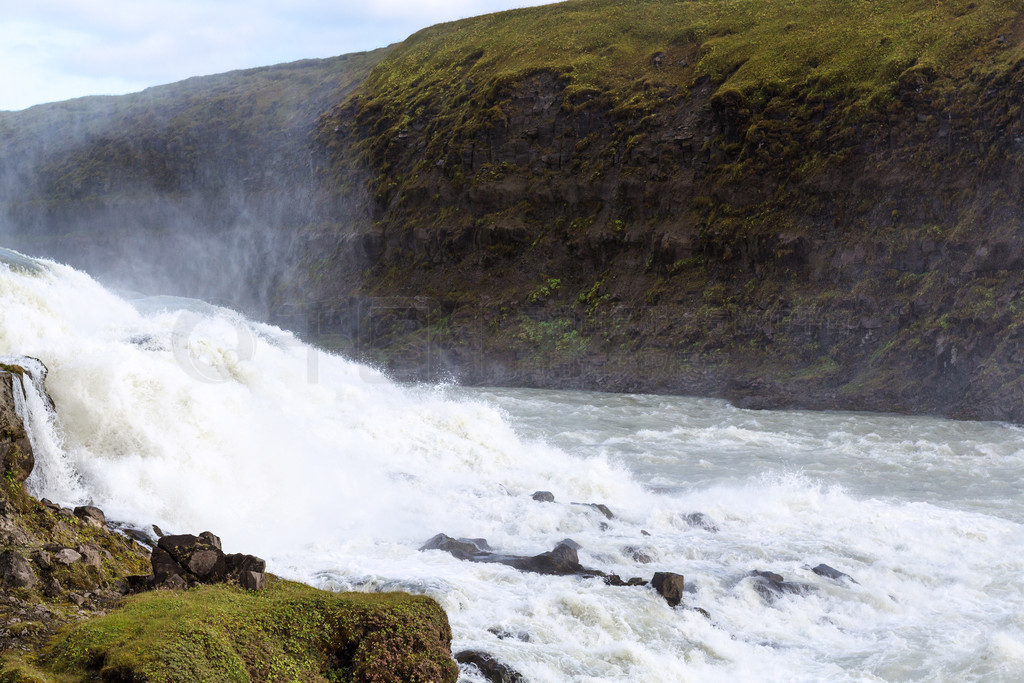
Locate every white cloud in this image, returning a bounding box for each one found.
[0,1,562,111]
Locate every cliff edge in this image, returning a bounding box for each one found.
[300,0,1024,421]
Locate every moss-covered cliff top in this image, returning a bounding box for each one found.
[360,0,1021,112]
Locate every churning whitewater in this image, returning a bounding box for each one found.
[2,248,1024,682]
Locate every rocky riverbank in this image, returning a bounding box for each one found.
[0,360,458,682]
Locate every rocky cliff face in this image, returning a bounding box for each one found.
[293,0,1024,422]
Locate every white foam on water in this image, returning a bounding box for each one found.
[2,249,1023,681]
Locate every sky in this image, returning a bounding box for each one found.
[0,0,563,112]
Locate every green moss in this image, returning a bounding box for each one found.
[335,0,1017,167]
[6,579,456,683]
[527,277,562,303]
[0,364,26,380]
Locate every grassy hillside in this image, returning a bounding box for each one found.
[339,0,1020,189]
[363,0,1019,102]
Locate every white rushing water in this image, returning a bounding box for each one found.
[2,248,1024,682]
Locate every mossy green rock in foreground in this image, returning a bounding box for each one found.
[1,579,458,683]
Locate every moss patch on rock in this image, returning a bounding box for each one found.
[2,579,457,683]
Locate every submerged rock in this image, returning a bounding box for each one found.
[455,650,525,683]
[419,533,491,560]
[623,545,656,563]
[811,563,858,584]
[487,627,531,642]
[749,570,816,602]
[683,512,719,532]
[572,502,615,519]
[420,534,604,577]
[604,574,648,587]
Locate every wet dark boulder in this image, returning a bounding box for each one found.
[149,532,266,590]
[508,542,594,576]
[420,534,605,577]
[531,490,555,502]
[811,563,858,584]
[651,571,685,607]
[455,650,525,683]
[419,533,491,560]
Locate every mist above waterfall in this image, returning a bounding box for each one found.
[0,52,386,321]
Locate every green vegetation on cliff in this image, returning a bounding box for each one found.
[306,0,1024,422]
[334,0,1019,193]
[360,0,1018,109]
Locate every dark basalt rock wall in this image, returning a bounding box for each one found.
[291,7,1024,423]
